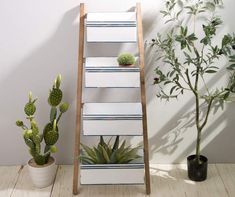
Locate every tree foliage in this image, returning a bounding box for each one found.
[151,0,235,163]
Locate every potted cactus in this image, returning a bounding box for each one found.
[117,53,136,67]
[16,75,69,188]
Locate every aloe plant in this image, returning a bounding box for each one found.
[80,136,141,164]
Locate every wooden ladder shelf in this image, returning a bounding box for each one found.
[73,3,151,195]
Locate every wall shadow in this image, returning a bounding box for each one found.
[0,6,80,165]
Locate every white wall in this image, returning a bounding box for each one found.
[0,0,235,165]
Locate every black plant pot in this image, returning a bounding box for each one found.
[187,155,208,181]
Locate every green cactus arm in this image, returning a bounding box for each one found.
[55,74,62,89]
[50,107,57,123]
[53,119,57,131]
[30,119,39,135]
[56,102,69,123]
[40,134,43,142]
[35,143,41,154]
[44,145,51,154]
[23,130,37,155]
[50,145,57,153]
[16,120,28,130]
[29,91,33,102]
[48,88,63,107]
[24,137,35,150]
[34,154,46,165]
[56,112,62,123]
[44,152,51,164]
[59,102,69,113]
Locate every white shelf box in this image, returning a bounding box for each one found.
[86,12,137,43]
[85,57,140,88]
[83,103,143,136]
[80,163,144,185]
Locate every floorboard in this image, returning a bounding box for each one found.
[216,164,235,197]
[0,166,22,197]
[0,164,234,197]
[10,165,54,197]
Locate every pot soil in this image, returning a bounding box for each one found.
[28,157,57,188]
[187,154,208,182]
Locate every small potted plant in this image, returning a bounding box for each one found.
[117,53,136,67]
[16,75,69,188]
[150,0,235,181]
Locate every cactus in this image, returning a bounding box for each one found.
[48,75,63,107]
[44,120,59,145]
[16,75,69,165]
[24,92,36,116]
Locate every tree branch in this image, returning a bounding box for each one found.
[200,97,214,131]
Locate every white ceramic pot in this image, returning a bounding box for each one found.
[27,157,57,188]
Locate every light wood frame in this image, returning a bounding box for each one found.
[73,3,85,195]
[73,3,151,195]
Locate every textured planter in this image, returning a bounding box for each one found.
[27,157,57,188]
[80,163,144,185]
[187,155,208,182]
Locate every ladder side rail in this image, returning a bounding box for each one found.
[73,3,85,195]
[136,3,151,195]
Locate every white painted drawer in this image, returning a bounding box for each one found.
[86,12,137,43]
[83,103,143,136]
[80,164,144,185]
[86,12,136,23]
[86,26,137,43]
[85,57,140,88]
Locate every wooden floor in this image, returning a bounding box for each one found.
[1,164,235,197]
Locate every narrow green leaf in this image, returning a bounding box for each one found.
[170,86,177,95]
[205,70,217,73]
[112,136,119,152]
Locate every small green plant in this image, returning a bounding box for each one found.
[16,75,69,165]
[117,53,135,66]
[80,136,141,164]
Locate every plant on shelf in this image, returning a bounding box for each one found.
[16,74,69,188]
[150,0,235,181]
[80,136,141,164]
[117,53,136,67]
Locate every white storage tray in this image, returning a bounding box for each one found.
[80,163,144,185]
[86,12,137,43]
[83,103,143,136]
[85,57,140,88]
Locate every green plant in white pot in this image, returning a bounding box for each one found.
[16,75,69,188]
[150,0,235,181]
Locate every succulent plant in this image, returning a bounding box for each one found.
[16,75,69,165]
[117,53,136,66]
[80,136,141,164]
